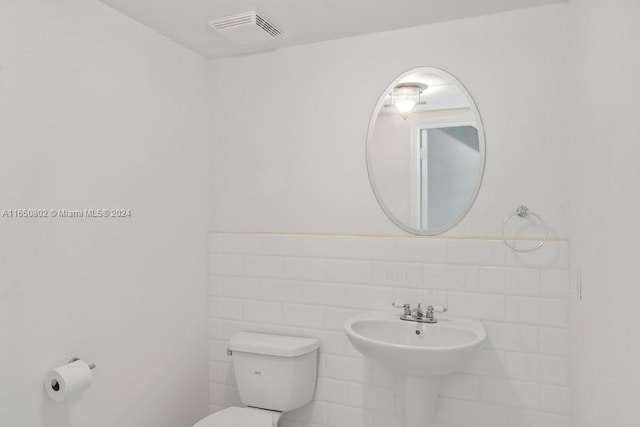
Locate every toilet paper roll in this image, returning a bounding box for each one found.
[44,360,93,403]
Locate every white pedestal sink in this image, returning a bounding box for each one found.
[344,312,486,427]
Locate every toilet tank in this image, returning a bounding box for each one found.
[229,332,319,412]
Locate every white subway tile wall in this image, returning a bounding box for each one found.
[208,233,570,427]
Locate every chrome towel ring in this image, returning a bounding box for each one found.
[502,205,548,253]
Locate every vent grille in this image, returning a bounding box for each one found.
[255,14,281,38]
[209,11,281,39]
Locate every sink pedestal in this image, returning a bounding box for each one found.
[403,376,441,427]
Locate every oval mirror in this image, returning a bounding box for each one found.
[366,67,485,235]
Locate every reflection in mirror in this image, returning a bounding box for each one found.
[366,67,485,235]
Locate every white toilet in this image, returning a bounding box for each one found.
[194,332,320,427]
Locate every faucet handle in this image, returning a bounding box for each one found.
[392,302,410,309]
[392,302,412,316]
[422,305,447,322]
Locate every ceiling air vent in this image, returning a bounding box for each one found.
[208,11,282,45]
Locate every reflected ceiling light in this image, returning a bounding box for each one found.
[390,83,427,120]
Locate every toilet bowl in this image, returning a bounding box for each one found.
[193,332,319,427]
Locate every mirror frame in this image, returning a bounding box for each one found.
[366,66,486,235]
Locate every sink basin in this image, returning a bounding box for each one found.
[345,312,485,376]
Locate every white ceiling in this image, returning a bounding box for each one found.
[98,0,562,58]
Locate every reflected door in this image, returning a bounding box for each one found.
[419,125,480,230]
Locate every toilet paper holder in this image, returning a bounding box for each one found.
[49,358,96,392]
[68,357,96,370]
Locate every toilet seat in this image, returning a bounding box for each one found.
[193,407,275,427]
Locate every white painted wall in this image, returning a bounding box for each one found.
[568,0,640,425]
[207,4,572,427]
[210,4,569,239]
[0,1,212,426]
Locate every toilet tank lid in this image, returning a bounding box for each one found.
[230,332,319,357]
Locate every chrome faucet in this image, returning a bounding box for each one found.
[392,302,448,323]
[412,303,424,320]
